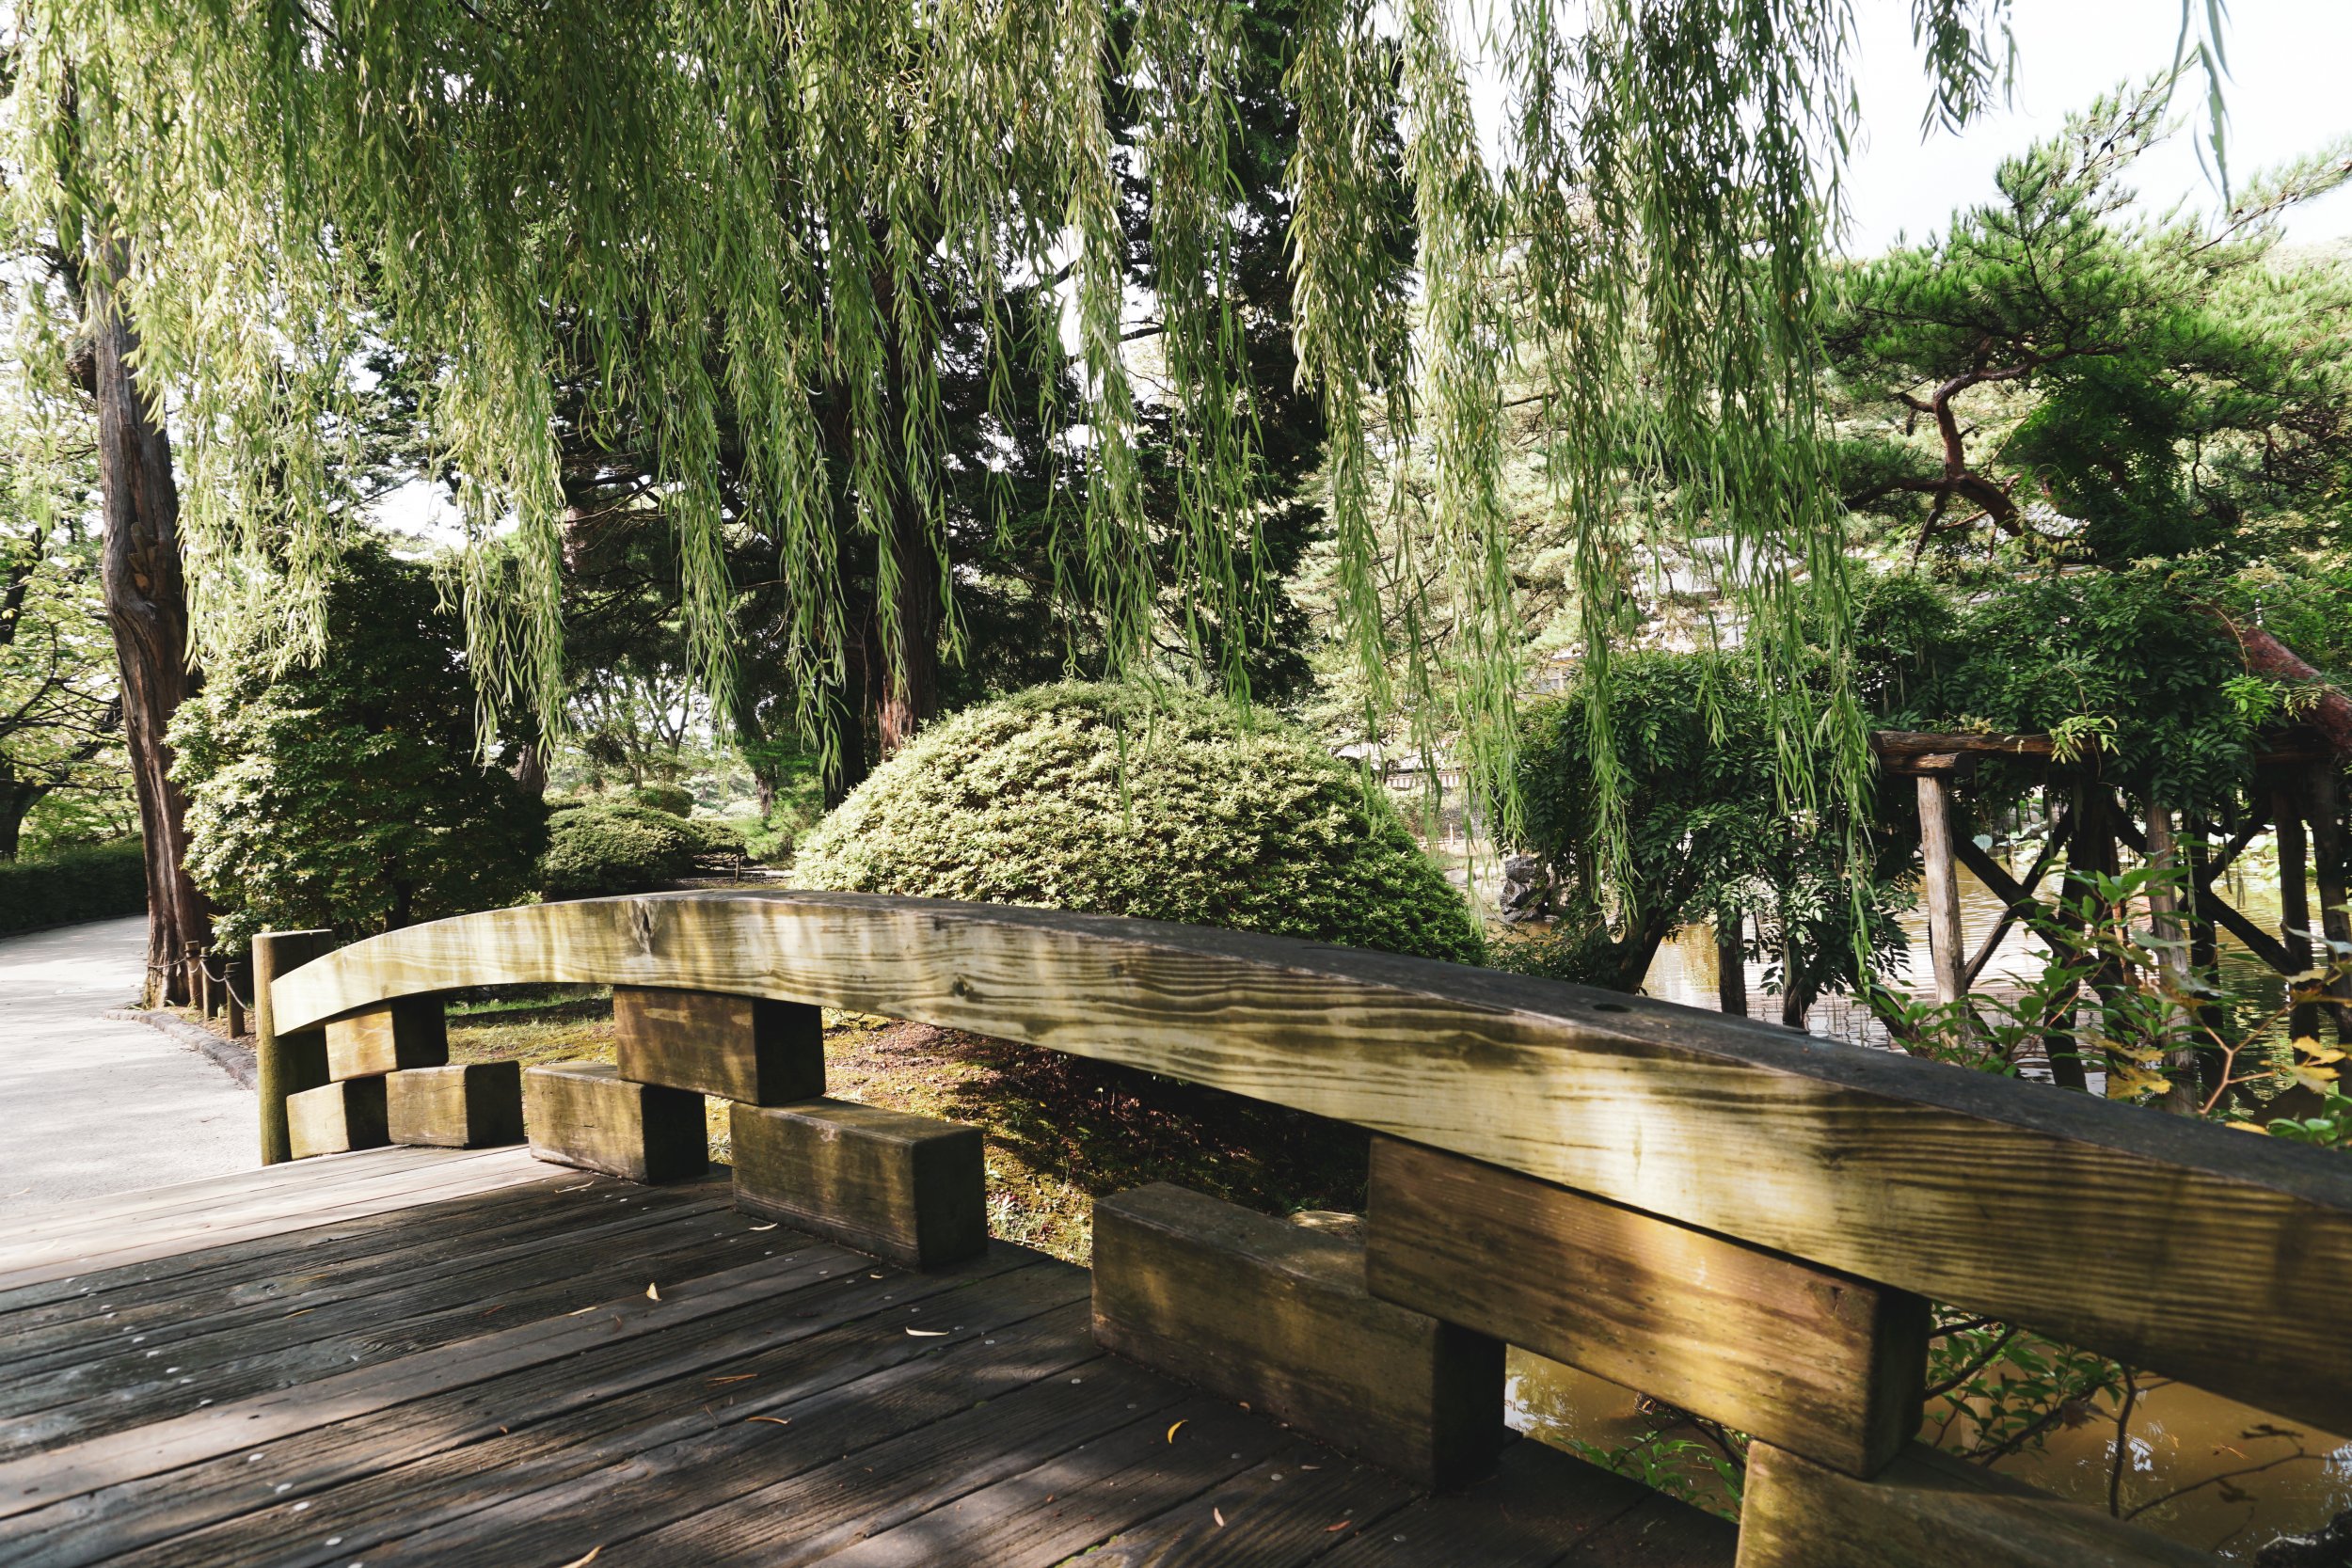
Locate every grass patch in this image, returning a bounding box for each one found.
[448,1004,1368,1264]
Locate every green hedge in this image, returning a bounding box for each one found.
[797,682,1484,964]
[0,840,148,936]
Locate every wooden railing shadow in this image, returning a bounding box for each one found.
[258,889,2352,1567]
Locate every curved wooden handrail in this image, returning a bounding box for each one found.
[273,889,2352,1434]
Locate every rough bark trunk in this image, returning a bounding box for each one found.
[88,243,209,1004]
[875,496,941,758]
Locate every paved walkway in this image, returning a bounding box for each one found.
[0,917,252,1216]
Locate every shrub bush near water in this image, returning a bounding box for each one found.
[537,800,747,899]
[0,838,147,936]
[795,682,1483,964]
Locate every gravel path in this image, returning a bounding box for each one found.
[0,916,253,1216]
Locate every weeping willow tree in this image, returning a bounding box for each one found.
[3,0,2105,960]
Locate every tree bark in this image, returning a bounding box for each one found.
[87,242,210,1004]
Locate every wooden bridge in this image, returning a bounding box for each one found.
[5,890,2347,1567]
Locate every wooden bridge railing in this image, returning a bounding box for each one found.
[264,890,2352,1567]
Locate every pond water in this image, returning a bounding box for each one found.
[1492,835,2352,1558]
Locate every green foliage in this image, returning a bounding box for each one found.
[1829,81,2352,570]
[796,682,1482,964]
[537,802,702,900]
[1504,652,1908,1001]
[0,838,145,935]
[171,544,547,951]
[629,784,694,817]
[1853,565,2259,811]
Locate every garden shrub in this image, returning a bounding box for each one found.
[0,838,147,935]
[796,682,1482,963]
[629,784,695,816]
[537,802,703,899]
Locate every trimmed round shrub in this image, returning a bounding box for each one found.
[795,683,1482,963]
[538,803,701,899]
[630,784,696,816]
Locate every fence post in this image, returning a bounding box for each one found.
[254,928,336,1165]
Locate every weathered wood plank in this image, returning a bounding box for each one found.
[1365,1138,1926,1478]
[1732,1441,2218,1567]
[731,1098,986,1268]
[0,1154,559,1295]
[0,1244,883,1520]
[1311,1438,1657,1568]
[387,1062,523,1148]
[1094,1182,1503,1489]
[264,891,2352,1433]
[523,1061,707,1182]
[816,1394,1278,1568]
[0,1175,697,1370]
[615,985,824,1104]
[1067,1444,1422,1568]
[323,997,448,1079]
[285,1078,389,1160]
[11,1253,1060,1568]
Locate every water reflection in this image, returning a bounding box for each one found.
[1499,837,2352,1559]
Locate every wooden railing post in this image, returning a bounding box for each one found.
[253,928,336,1165]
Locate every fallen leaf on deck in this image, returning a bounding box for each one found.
[906,1327,949,1338]
[284,1308,314,1318]
[747,1416,791,1426]
[567,1306,600,1317]
[556,1548,601,1568]
[748,1223,777,1231]
[707,1374,756,1384]
[558,1183,594,1193]
[1167,1420,1187,1444]
[1213,1508,1225,1528]
[645,1283,660,1302]
[1326,1521,1351,1532]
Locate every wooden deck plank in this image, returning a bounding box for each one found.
[0,1190,777,1454]
[810,1394,1281,1567]
[0,1175,723,1370]
[0,1148,555,1291]
[379,1299,1145,1567]
[1311,1438,1660,1568]
[1064,1442,1424,1567]
[0,1148,1733,1568]
[10,1254,1058,1567]
[0,1146,472,1248]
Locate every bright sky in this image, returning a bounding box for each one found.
[1840,0,2352,255]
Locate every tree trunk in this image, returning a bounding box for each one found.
[2277,785,2320,1040]
[875,495,942,757]
[0,777,45,859]
[88,242,209,1004]
[1715,913,1747,1019]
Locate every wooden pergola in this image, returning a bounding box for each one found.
[1871,728,2350,1073]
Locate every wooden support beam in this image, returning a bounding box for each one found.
[1093,1181,1504,1489]
[2277,787,2320,1039]
[253,928,335,1166]
[1733,1441,2218,1568]
[1916,768,1967,1006]
[613,986,824,1105]
[387,1062,524,1148]
[1366,1138,1925,1479]
[522,1061,707,1183]
[325,997,449,1079]
[730,1098,985,1268]
[1873,731,2053,767]
[2309,764,2352,1038]
[1952,823,2067,991]
[285,1078,390,1161]
[2199,889,2296,974]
